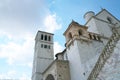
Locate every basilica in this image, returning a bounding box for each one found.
[32,9,120,80]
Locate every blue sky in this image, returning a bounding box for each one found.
[0,0,120,79]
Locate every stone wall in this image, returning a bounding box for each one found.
[97,40,120,80]
[43,60,70,80]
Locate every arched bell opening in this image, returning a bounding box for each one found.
[45,74,55,80]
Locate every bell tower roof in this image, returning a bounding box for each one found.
[63,20,88,43]
[63,20,88,36]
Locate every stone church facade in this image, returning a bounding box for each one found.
[32,9,120,80]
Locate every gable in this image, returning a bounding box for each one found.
[96,9,120,24]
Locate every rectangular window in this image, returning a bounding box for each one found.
[41,34,43,40]
[44,35,47,41]
[44,45,47,48]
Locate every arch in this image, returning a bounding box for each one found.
[45,74,55,80]
[68,32,72,40]
[78,29,82,36]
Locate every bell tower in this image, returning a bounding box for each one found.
[63,20,104,80]
[32,31,54,80]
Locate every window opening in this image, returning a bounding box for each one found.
[45,74,55,80]
[48,45,51,49]
[41,34,43,40]
[93,35,96,40]
[48,36,51,41]
[78,30,82,35]
[41,44,43,48]
[89,34,92,39]
[107,17,112,23]
[98,36,101,41]
[83,73,85,76]
[68,33,72,40]
[45,35,47,41]
[44,45,47,48]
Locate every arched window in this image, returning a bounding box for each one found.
[68,33,72,40]
[45,35,47,41]
[45,74,55,80]
[48,36,51,41]
[41,34,43,40]
[78,30,82,36]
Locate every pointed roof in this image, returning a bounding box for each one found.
[85,9,120,25]
[95,9,120,22]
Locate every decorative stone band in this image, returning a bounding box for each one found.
[87,27,120,80]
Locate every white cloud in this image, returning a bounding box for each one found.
[54,42,64,55]
[0,35,64,65]
[0,36,64,79]
[19,73,31,80]
[43,14,62,33]
[0,0,61,61]
[0,0,63,79]
[0,33,33,79]
[0,70,16,79]
[0,0,62,36]
[0,70,30,80]
[0,0,47,36]
[0,33,34,66]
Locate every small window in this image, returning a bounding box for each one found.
[48,36,51,41]
[78,30,82,35]
[41,34,43,40]
[98,36,101,41]
[44,45,47,48]
[68,33,72,40]
[45,35,47,41]
[93,35,96,40]
[83,73,85,76]
[107,17,112,23]
[89,34,92,39]
[41,44,43,48]
[48,45,50,49]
